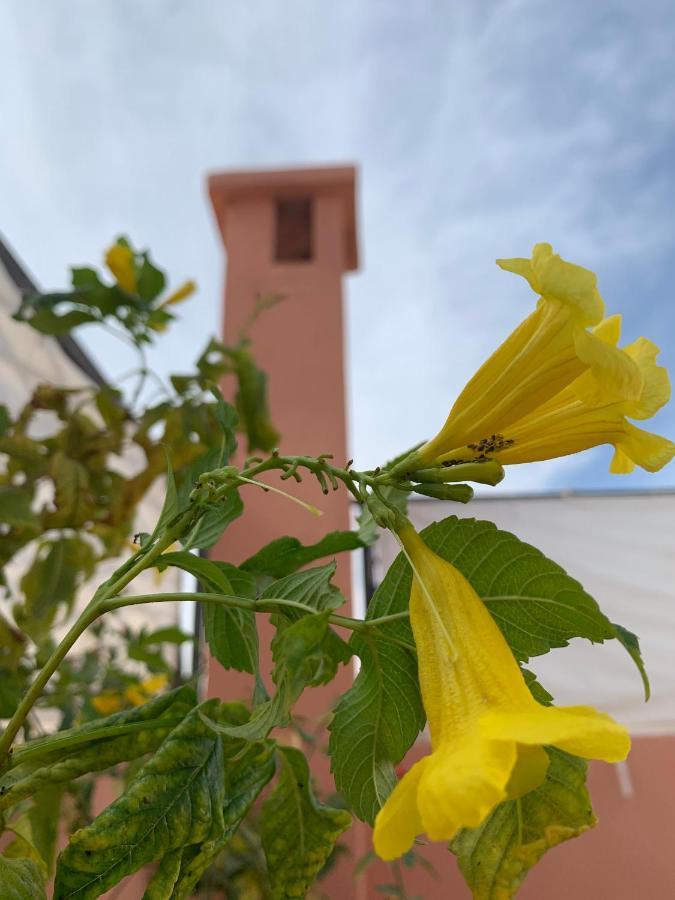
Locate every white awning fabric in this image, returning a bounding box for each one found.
[370,491,675,737]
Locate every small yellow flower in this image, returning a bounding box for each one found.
[105,243,137,294]
[91,692,123,716]
[405,244,657,473]
[124,673,169,707]
[372,524,630,861]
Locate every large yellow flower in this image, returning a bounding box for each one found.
[402,244,663,474]
[372,524,630,861]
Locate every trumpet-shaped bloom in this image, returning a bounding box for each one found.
[105,243,137,294]
[406,244,664,473]
[372,525,630,861]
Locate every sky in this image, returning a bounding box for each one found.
[2,0,675,493]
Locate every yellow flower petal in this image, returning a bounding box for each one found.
[505,744,550,800]
[417,298,590,465]
[481,705,630,763]
[91,692,123,715]
[497,243,605,326]
[622,338,671,420]
[610,423,675,474]
[104,243,137,294]
[160,279,197,308]
[573,327,643,405]
[373,757,429,860]
[417,736,516,840]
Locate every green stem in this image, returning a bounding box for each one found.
[104,592,416,652]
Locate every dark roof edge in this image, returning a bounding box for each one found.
[0,234,108,387]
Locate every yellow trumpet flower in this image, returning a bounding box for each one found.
[406,244,659,473]
[105,243,137,294]
[372,524,630,861]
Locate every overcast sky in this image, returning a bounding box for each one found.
[2,0,674,492]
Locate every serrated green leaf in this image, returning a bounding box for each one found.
[0,855,47,899]
[241,530,365,579]
[260,747,351,900]
[157,552,258,674]
[419,516,645,682]
[1,686,195,811]
[53,701,224,900]
[328,552,424,824]
[612,623,650,700]
[521,668,553,705]
[451,748,595,899]
[262,563,344,613]
[215,612,340,742]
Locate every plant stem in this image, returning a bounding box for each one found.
[103,592,416,653]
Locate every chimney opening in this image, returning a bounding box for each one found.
[275,196,313,262]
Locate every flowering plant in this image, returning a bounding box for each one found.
[0,242,671,898]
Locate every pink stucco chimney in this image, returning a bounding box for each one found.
[206,165,366,894]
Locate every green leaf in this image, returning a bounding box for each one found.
[215,611,340,742]
[241,530,366,579]
[18,539,95,640]
[151,452,179,540]
[136,254,166,303]
[262,563,345,613]
[260,747,351,900]
[166,721,276,899]
[0,486,38,529]
[451,748,595,899]
[157,552,258,674]
[328,551,424,824]
[0,855,47,899]
[612,623,650,701]
[182,490,243,551]
[210,387,238,461]
[1,686,195,811]
[418,516,646,683]
[143,849,183,900]
[227,344,279,452]
[53,701,225,900]
[521,668,553,705]
[48,453,93,526]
